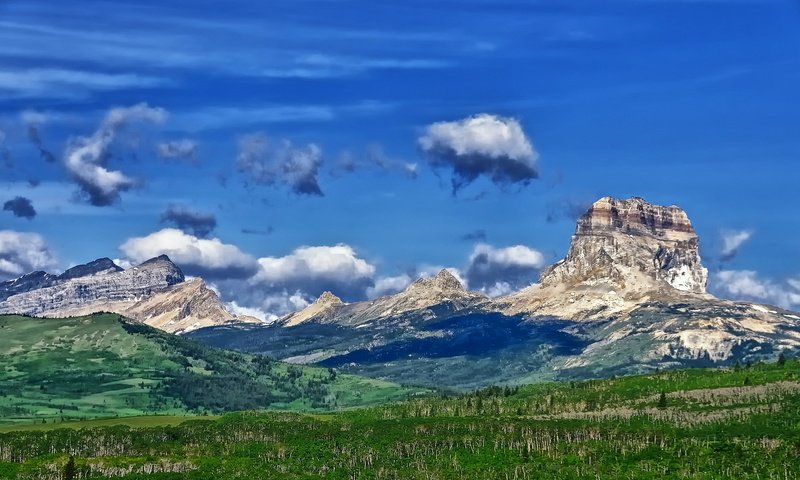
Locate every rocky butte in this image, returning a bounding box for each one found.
[500,196,712,320]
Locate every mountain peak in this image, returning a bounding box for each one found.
[137,254,174,266]
[132,255,185,285]
[540,196,708,294]
[408,269,465,293]
[315,291,343,307]
[59,258,123,281]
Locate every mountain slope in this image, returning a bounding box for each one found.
[278,269,487,327]
[0,313,425,427]
[191,196,800,389]
[0,256,257,333]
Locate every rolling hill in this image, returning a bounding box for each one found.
[0,313,425,427]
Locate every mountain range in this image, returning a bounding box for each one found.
[191,197,800,388]
[0,255,258,333]
[2,196,798,389]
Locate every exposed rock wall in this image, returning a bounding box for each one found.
[540,197,708,294]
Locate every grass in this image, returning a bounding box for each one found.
[1,359,799,479]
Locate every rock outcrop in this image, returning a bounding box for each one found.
[281,291,344,327]
[501,197,711,320]
[540,197,708,293]
[0,255,258,333]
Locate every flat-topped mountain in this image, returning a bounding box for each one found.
[0,255,257,333]
[541,196,708,293]
[500,196,712,320]
[192,196,800,389]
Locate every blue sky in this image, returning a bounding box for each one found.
[1,0,799,318]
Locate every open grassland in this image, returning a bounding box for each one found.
[1,359,799,479]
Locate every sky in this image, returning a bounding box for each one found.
[1,0,799,319]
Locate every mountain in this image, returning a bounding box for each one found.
[0,255,257,333]
[279,269,487,327]
[0,313,423,426]
[499,196,710,319]
[191,196,800,389]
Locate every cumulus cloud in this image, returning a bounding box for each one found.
[156,139,198,163]
[226,293,309,323]
[464,243,546,296]
[418,114,538,192]
[720,229,753,262]
[253,244,376,300]
[160,204,217,238]
[0,230,57,279]
[237,133,324,196]
[367,274,414,299]
[3,197,36,220]
[713,270,800,310]
[21,110,56,163]
[64,103,167,206]
[119,228,257,279]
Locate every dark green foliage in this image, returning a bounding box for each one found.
[778,352,787,366]
[657,391,667,409]
[61,456,75,480]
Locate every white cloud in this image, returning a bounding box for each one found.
[0,230,57,279]
[224,300,273,323]
[254,244,375,296]
[119,228,257,278]
[720,229,753,261]
[65,103,167,206]
[219,245,378,319]
[714,270,800,309]
[418,113,538,192]
[367,274,413,298]
[465,243,546,296]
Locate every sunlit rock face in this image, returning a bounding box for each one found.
[0,255,258,333]
[540,196,708,294]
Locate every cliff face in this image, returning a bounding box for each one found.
[0,255,185,316]
[0,255,257,333]
[540,197,708,294]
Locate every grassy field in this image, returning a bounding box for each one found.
[0,314,427,426]
[1,358,799,478]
